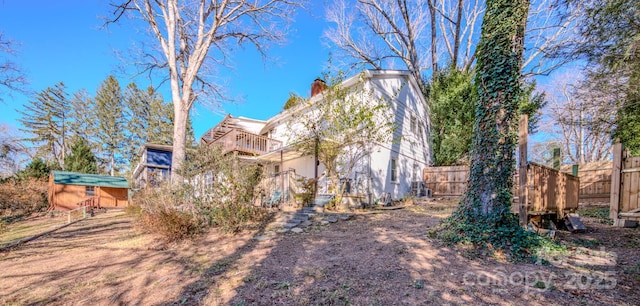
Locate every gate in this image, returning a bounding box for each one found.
[610,141,640,224]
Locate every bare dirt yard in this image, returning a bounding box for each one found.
[1,201,638,305]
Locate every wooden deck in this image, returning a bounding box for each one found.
[213,129,282,156]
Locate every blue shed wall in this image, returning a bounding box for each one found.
[147,149,172,168]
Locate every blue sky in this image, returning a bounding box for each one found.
[0,0,331,140]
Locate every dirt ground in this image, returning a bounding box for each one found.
[0,201,638,305]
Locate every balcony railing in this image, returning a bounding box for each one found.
[214,129,282,156]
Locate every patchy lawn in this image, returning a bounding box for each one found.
[0,201,638,305]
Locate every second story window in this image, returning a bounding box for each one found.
[410,115,417,136]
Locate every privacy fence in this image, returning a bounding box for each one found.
[423,162,579,218]
[425,161,613,204]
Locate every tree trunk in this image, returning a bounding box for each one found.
[427,0,438,74]
[457,0,530,222]
[110,152,115,176]
[171,102,188,184]
[452,0,463,66]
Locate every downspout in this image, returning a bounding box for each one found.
[313,135,319,200]
[280,149,284,203]
[368,151,372,206]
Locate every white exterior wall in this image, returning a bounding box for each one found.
[365,72,431,200]
[259,70,432,201]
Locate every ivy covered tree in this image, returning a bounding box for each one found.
[437,0,537,257]
[64,136,98,174]
[18,82,70,168]
[427,67,546,166]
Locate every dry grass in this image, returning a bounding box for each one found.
[0,200,638,305]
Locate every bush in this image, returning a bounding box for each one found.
[139,208,201,241]
[0,177,48,218]
[131,184,202,241]
[131,145,272,240]
[207,202,269,233]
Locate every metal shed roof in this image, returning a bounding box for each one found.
[51,171,129,188]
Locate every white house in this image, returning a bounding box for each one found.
[199,69,432,204]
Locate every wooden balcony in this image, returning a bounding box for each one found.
[214,129,282,156]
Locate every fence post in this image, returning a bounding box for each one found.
[518,115,528,227]
[610,140,623,222]
[552,148,561,170]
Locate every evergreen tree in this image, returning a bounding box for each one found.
[64,136,97,174]
[125,83,176,166]
[68,89,97,145]
[94,75,126,176]
[18,82,69,168]
[17,158,50,179]
[427,67,546,166]
[427,67,476,166]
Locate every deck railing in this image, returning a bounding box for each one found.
[214,129,282,155]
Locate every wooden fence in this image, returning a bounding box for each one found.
[422,166,469,197]
[424,162,611,203]
[560,161,612,203]
[610,142,640,224]
[423,162,579,218]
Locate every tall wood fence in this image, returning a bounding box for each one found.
[610,142,640,223]
[561,161,612,203]
[422,166,469,198]
[424,161,612,203]
[423,162,579,217]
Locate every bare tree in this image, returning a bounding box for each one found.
[0,124,28,177]
[543,72,616,163]
[109,0,301,183]
[324,0,431,92]
[0,32,27,101]
[324,0,584,81]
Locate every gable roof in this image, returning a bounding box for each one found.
[258,69,424,134]
[137,143,173,157]
[51,171,129,188]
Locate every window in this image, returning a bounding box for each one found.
[391,158,398,182]
[410,115,417,135]
[274,164,280,175]
[85,186,95,197]
[413,163,419,181]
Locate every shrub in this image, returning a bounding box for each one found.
[131,184,201,241]
[139,208,201,241]
[131,145,271,240]
[0,177,48,218]
[206,201,269,233]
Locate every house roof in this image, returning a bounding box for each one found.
[258,69,421,134]
[137,143,173,156]
[51,171,129,188]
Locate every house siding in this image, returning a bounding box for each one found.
[264,71,431,201]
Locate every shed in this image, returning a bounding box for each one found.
[48,171,130,211]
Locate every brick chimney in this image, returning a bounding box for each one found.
[311,78,327,97]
